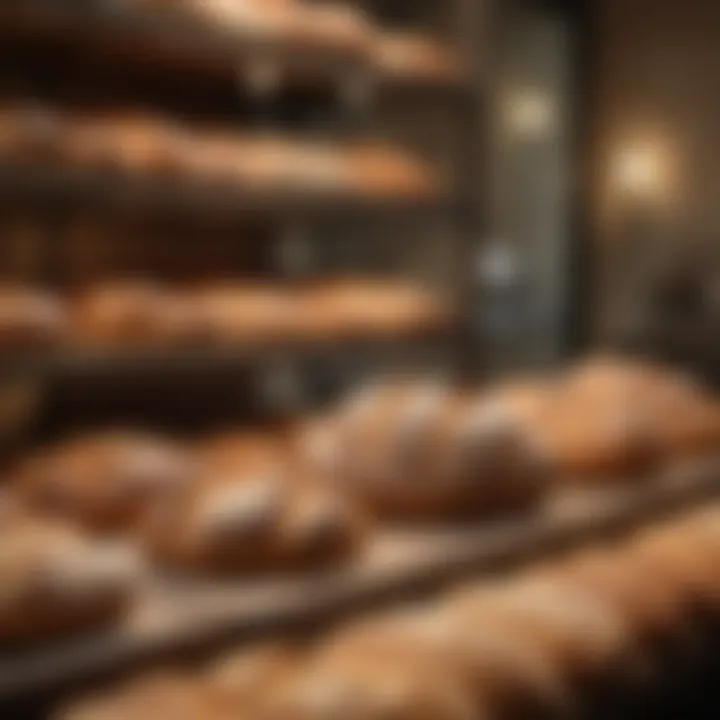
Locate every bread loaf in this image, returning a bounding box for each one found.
[144,433,365,573]
[0,520,135,644]
[17,432,192,534]
[334,378,547,520]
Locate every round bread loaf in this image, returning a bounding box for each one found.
[0,519,136,644]
[144,433,365,573]
[17,432,192,534]
[334,378,548,520]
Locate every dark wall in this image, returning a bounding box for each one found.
[590,0,720,348]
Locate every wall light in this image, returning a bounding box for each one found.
[610,141,673,203]
[504,90,556,138]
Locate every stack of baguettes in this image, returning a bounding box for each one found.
[0,279,450,351]
[55,503,720,719]
[0,104,441,200]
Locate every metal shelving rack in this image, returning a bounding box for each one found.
[0,0,489,426]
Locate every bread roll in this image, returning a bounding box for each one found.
[0,520,135,644]
[0,285,68,349]
[17,432,192,534]
[144,433,365,573]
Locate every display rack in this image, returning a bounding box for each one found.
[0,0,485,394]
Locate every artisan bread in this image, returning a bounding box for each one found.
[333,378,547,520]
[17,432,192,534]
[144,433,365,573]
[0,519,136,644]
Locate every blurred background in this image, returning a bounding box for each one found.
[1,1,720,718]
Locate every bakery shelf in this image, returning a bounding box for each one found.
[0,0,473,98]
[0,164,459,220]
[0,330,456,375]
[1,456,718,702]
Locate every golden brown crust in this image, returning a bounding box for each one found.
[0,520,135,645]
[143,433,365,574]
[333,379,548,520]
[17,432,192,534]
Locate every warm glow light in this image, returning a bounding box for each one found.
[504,90,555,137]
[611,141,673,202]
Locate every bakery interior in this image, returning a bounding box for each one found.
[1,0,720,718]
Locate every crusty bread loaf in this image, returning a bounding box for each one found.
[143,433,365,573]
[0,520,136,645]
[17,432,192,534]
[333,378,548,520]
